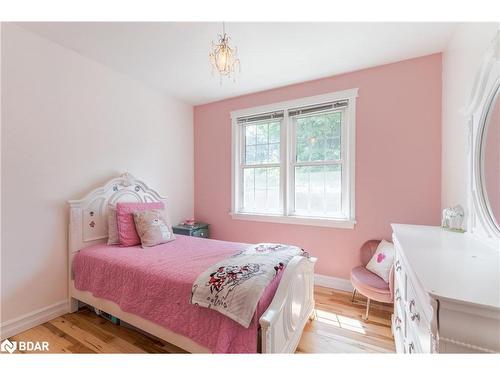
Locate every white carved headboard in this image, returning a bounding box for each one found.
[68,173,167,255]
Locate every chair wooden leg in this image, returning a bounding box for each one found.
[364,298,371,320]
[351,289,357,303]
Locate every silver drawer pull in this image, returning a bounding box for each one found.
[409,299,420,322]
[408,342,415,353]
[395,260,402,272]
[395,317,402,330]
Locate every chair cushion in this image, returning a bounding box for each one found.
[350,266,390,293]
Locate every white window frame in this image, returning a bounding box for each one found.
[230,88,358,229]
[237,118,284,214]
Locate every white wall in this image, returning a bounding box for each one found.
[441,23,498,210]
[0,24,194,328]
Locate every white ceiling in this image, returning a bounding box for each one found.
[19,22,457,105]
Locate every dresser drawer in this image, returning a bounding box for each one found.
[393,230,435,354]
[393,245,407,302]
[172,223,209,238]
[173,227,191,236]
[192,228,209,238]
[406,276,432,353]
[394,296,406,331]
[393,278,407,353]
[392,312,406,353]
[394,265,405,306]
[405,327,422,354]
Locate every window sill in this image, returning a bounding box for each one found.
[229,212,356,229]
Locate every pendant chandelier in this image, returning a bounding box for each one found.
[209,22,240,83]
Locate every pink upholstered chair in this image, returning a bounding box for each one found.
[350,240,394,320]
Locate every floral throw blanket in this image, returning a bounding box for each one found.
[190,243,305,328]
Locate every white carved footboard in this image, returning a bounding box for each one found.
[259,255,317,353]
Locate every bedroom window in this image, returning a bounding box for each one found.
[241,117,283,214]
[292,110,343,218]
[231,89,357,228]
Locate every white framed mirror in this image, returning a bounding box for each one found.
[463,28,500,245]
[479,80,500,234]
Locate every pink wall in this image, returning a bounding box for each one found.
[194,54,442,279]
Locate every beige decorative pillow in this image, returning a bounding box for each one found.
[107,205,120,245]
[366,240,395,283]
[133,209,176,248]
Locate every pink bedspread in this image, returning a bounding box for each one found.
[72,235,283,353]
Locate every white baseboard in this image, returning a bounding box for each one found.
[0,300,69,340]
[314,274,353,292]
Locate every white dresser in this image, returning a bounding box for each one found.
[391,224,500,353]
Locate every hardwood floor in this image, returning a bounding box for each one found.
[8,287,395,354]
[297,286,395,353]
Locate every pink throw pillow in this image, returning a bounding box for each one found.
[116,202,165,246]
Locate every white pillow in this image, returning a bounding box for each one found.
[365,239,395,283]
[107,205,120,245]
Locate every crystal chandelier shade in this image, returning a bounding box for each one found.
[209,23,240,82]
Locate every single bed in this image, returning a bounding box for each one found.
[68,173,316,353]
